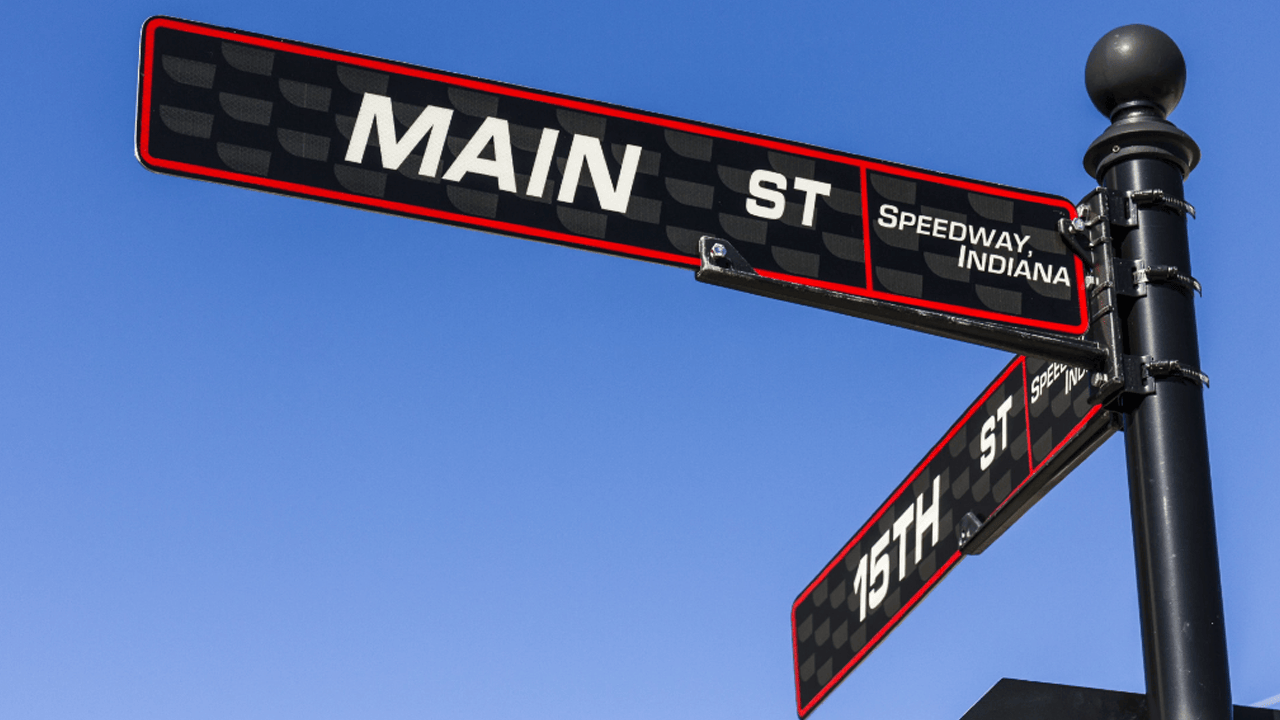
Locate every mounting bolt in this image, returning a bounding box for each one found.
[710,242,728,259]
[1071,217,1087,233]
[957,511,984,549]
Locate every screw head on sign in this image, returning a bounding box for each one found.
[710,243,728,259]
[957,512,983,547]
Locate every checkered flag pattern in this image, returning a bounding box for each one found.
[138,18,1084,336]
[792,351,1117,717]
[1024,356,1096,468]
[792,359,1031,715]
[139,19,864,286]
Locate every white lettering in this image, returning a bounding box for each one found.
[851,552,869,621]
[747,169,788,220]
[344,93,453,176]
[1032,363,1060,403]
[1031,362,1090,404]
[962,247,985,271]
[878,203,900,229]
[842,476,941,624]
[915,475,940,563]
[968,225,996,247]
[963,247,1072,288]
[996,395,1013,454]
[892,510,915,581]
[557,135,642,214]
[980,415,998,469]
[980,396,1014,470]
[871,204,1077,290]
[442,116,517,192]
[868,529,892,610]
[345,93,653,216]
[793,177,831,227]
[524,128,560,198]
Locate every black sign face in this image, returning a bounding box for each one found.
[790,356,1115,718]
[137,17,1088,337]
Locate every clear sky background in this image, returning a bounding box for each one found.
[2,1,1277,719]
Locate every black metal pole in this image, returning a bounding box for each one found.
[1083,26,1231,720]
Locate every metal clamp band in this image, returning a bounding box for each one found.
[1145,359,1210,389]
[1073,187,1197,237]
[1136,263,1203,296]
[1129,189,1197,219]
[1115,259,1204,298]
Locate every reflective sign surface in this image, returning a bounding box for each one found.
[791,355,1114,717]
[138,17,1088,336]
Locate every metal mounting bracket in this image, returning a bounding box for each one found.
[1104,356,1210,398]
[693,236,1107,369]
[1129,188,1197,219]
[1145,359,1211,388]
[957,511,985,552]
[1056,217,1095,268]
[1064,195,1129,407]
[1114,259,1203,298]
[1074,187,1196,232]
[1118,355,1158,397]
[1095,188,1138,228]
[1070,189,1207,410]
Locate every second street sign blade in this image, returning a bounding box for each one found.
[137,17,1090,341]
[791,356,1117,718]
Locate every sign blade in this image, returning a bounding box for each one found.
[791,356,1116,718]
[137,17,1089,338]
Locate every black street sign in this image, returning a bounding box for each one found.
[790,356,1117,718]
[137,17,1090,342]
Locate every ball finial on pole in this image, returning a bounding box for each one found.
[1082,25,1198,179]
[1085,24,1186,119]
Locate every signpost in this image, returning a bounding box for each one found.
[790,355,1117,717]
[136,17,1237,720]
[1080,26,1229,720]
[136,16,1097,363]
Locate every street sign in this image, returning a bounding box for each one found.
[137,16,1090,344]
[133,18,1238,720]
[790,355,1117,718]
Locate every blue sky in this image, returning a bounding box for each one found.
[2,1,1278,719]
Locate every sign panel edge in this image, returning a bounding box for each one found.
[136,17,1088,335]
